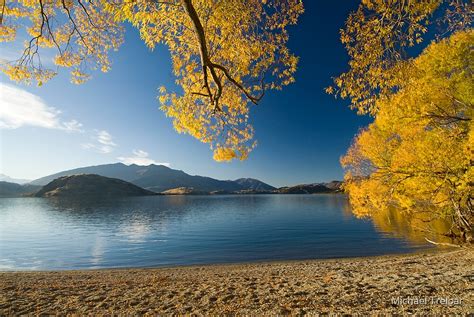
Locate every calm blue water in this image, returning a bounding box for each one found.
[0,194,431,270]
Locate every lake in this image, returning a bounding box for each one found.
[0,194,432,270]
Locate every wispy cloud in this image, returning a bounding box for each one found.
[0,83,83,132]
[1,84,162,165]
[118,149,170,166]
[81,130,117,154]
[96,130,116,147]
[63,120,83,132]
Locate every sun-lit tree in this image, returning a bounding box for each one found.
[0,0,303,161]
[327,0,472,115]
[341,30,473,242]
[330,0,473,242]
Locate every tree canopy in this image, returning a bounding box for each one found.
[327,0,472,115]
[340,29,473,241]
[0,0,304,161]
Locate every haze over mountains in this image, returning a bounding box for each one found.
[0,174,31,185]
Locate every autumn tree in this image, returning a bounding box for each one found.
[0,0,303,161]
[331,0,473,242]
[327,0,472,115]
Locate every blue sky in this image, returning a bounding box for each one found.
[0,1,371,187]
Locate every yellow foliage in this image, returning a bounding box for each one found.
[1,0,123,86]
[329,0,472,115]
[342,30,474,241]
[54,52,81,68]
[0,24,17,42]
[1,0,302,160]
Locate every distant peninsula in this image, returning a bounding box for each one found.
[34,174,156,198]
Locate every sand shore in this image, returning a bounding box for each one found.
[1,248,472,315]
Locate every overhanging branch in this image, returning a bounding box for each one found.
[180,0,265,112]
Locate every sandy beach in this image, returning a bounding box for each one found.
[1,248,472,315]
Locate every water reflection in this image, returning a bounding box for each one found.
[91,235,106,266]
[0,195,433,270]
[370,207,454,245]
[120,217,153,243]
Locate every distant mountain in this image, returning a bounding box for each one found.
[28,163,343,196]
[34,174,156,198]
[0,174,31,185]
[234,178,275,191]
[30,163,152,186]
[31,163,273,193]
[0,181,41,198]
[277,181,343,194]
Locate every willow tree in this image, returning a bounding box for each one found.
[0,0,304,161]
[342,31,473,242]
[327,0,472,115]
[331,0,473,242]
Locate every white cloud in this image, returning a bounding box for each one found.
[81,130,117,154]
[118,149,170,166]
[0,83,83,132]
[97,130,116,147]
[63,120,83,132]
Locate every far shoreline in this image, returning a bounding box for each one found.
[5,191,349,199]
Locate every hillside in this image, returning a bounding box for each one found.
[161,187,209,195]
[34,174,156,198]
[277,182,342,194]
[234,178,276,191]
[0,181,41,198]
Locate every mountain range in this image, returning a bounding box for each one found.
[0,163,342,197]
[30,163,275,193]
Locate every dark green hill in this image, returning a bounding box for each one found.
[34,174,156,198]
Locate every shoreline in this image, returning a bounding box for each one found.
[1,246,439,273]
[1,248,472,314]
